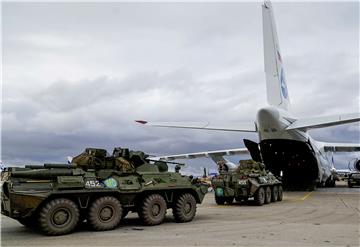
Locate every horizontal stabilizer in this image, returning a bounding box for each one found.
[135,121,257,132]
[322,143,360,152]
[154,148,249,161]
[209,156,237,168]
[286,113,360,130]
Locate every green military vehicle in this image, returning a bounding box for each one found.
[211,159,283,206]
[1,147,208,235]
[347,159,360,188]
[347,172,360,188]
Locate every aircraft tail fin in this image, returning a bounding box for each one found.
[262,1,291,111]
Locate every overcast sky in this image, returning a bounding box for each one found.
[2,1,359,174]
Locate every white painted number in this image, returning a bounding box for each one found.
[85,180,102,188]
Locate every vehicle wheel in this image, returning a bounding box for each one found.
[277,185,283,201]
[225,197,234,204]
[38,198,79,236]
[264,186,271,204]
[215,195,225,205]
[331,180,336,187]
[271,186,279,202]
[348,181,353,188]
[88,196,122,231]
[173,193,197,223]
[254,187,265,206]
[139,194,167,226]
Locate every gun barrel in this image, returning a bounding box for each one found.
[12,168,74,178]
[25,165,45,169]
[44,163,76,169]
[147,159,185,166]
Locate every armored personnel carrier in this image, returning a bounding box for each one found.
[1,147,208,235]
[211,159,283,206]
[346,158,360,188]
[347,172,360,188]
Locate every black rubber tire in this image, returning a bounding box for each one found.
[215,195,225,205]
[348,181,353,188]
[277,185,283,201]
[88,196,122,231]
[225,197,234,205]
[325,177,336,188]
[254,187,265,206]
[139,194,167,226]
[264,186,271,204]
[271,186,279,202]
[331,180,336,187]
[38,198,79,236]
[172,193,197,223]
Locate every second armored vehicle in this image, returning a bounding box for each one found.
[347,172,360,188]
[211,159,283,206]
[1,147,208,235]
[346,158,360,188]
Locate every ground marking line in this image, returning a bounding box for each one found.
[299,192,313,201]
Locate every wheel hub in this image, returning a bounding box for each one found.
[100,206,113,221]
[53,209,69,225]
[151,204,160,216]
[184,203,191,214]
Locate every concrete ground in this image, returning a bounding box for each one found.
[1,181,359,247]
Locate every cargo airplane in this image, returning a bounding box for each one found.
[136,1,360,190]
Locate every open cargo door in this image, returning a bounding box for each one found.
[243,139,262,162]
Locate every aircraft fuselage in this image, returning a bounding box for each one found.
[256,106,333,189]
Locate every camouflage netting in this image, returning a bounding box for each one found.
[71,148,107,170]
[71,147,147,172]
[236,159,266,175]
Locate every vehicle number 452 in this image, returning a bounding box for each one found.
[85,180,102,188]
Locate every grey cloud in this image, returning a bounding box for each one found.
[2,2,359,174]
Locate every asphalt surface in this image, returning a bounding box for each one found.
[1,181,359,247]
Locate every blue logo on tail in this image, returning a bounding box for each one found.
[280,68,288,99]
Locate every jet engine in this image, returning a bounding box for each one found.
[349,158,360,171]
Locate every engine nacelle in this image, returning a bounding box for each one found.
[350,158,360,171]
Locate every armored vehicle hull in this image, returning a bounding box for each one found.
[211,159,283,206]
[347,172,360,188]
[1,148,208,235]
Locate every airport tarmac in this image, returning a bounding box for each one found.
[1,181,359,247]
